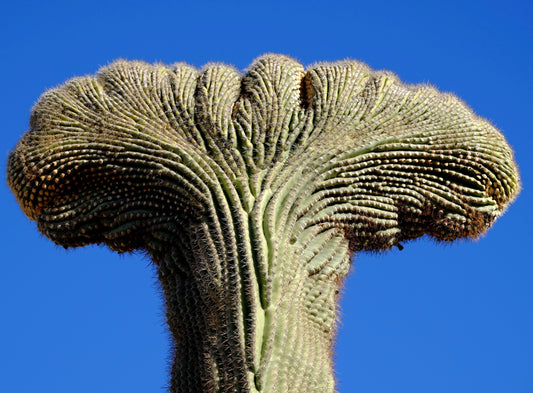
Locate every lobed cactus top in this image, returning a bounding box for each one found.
[8,54,519,253]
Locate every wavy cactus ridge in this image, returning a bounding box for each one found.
[7,54,519,392]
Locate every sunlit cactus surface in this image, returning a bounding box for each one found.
[7,54,519,393]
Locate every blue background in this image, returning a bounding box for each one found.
[1,1,531,392]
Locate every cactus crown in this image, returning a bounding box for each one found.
[7,54,519,392]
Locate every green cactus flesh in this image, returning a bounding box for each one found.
[7,54,519,392]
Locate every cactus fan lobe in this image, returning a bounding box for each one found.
[7,54,519,392]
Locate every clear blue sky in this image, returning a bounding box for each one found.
[1,1,531,392]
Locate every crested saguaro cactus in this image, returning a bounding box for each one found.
[7,54,519,392]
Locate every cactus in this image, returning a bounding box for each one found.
[7,54,519,393]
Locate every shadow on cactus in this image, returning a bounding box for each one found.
[7,54,519,392]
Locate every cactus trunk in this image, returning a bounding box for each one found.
[152,167,350,392]
[159,242,343,393]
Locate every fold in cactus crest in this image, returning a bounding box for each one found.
[7,54,519,392]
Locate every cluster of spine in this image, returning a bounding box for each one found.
[7,55,519,392]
